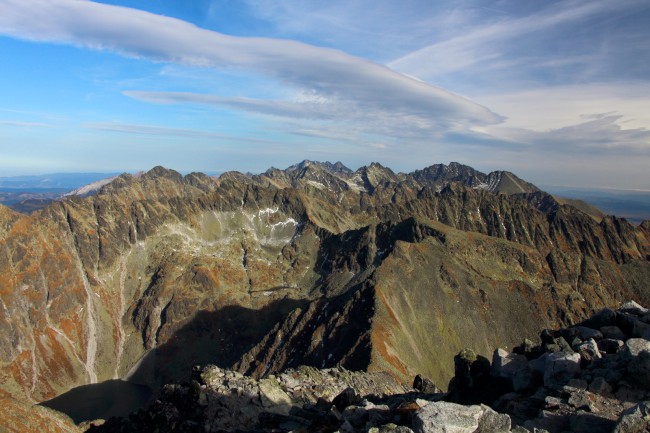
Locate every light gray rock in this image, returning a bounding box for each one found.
[613,401,650,433]
[492,349,529,380]
[620,301,648,315]
[258,379,293,414]
[412,402,483,433]
[624,338,650,357]
[477,404,511,433]
[543,352,581,388]
[577,338,601,362]
[412,402,510,433]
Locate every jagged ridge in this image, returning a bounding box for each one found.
[0,161,647,428]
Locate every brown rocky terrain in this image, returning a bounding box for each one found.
[0,161,648,431]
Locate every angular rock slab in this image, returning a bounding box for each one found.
[412,401,510,433]
[543,352,581,388]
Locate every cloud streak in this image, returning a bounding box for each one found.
[389,0,649,82]
[0,120,51,128]
[86,121,280,145]
[0,0,502,137]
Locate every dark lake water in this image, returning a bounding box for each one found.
[39,379,152,423]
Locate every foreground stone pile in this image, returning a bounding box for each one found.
[444,300,650,433]
[90,301,650,433]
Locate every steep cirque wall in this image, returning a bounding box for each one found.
[0,163,648,404]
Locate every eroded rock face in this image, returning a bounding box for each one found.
[0,161,648,410]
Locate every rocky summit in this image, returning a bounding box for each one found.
[0,161,648,432]
[87,302,650,433]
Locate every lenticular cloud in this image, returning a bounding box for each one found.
[0,0,503,133]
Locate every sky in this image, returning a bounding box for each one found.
[0,0,649,189]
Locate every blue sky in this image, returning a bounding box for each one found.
[0,0,649,189]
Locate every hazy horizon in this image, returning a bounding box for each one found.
[2,161,650,194]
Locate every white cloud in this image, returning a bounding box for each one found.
[388,0,648,82]
[476,82,650,131]
[479,115,650,153]
[472,82,650,154]
[0,0,502,138]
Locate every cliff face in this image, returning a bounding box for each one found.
[0,162,648,409]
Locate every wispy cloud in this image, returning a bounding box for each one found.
[0,120,51,128]
[86,121,281,145]
[124,89,485,139]
[0,0,502,140]
[481,115,650,153]
[389,0,649,84]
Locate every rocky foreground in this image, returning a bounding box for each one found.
[87,301,650,433]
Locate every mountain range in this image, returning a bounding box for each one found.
[0,161,648,431]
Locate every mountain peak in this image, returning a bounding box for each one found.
[142,166,183,182]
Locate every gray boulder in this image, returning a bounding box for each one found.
[412,402,510,433]
[613,401,650,433]
[619,301,648,316]
[543,352,581,388]
[414,374,441,394]
[477,404,512,432]
[624,338,650,357]
[600,325,626,341]
[492,348,532,392]
[577,338,601,362]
